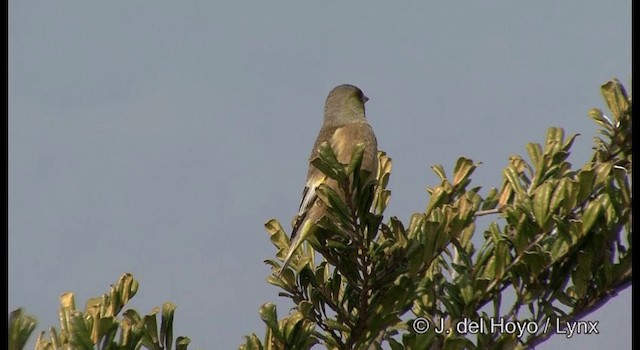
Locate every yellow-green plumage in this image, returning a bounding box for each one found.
[280,84,378,275]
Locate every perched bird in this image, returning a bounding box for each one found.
[280,84,378,275]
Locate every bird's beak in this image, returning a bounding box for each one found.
[363,95,369,104]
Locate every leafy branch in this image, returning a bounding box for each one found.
[242,79,631,350]
[9,274,191,350]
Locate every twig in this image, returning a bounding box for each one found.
[474,208,501,217]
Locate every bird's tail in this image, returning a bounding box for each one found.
[277,220,316,277]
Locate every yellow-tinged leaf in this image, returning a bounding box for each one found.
[509,155,528,173]
[265,219,285,237]
[376,151,393,187]
[60,292,76,310]
[589,108,613,129]
[498,184,513,207]
[431,164,447,181]
[452,157,475,187]
[265,219,289,259]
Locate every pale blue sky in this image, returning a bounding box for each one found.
[9,1,631,349]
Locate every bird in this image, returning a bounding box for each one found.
[279,84,378,275]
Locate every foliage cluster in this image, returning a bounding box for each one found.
[9,80,631,350]
[241,79,631,349]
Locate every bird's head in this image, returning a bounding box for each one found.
[323,84,369,126]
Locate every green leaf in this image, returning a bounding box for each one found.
[594,162,613,186]
[314,216,348,241]
[176,336,191,350]
[324,319,350,332]
[555,291,576,307]
[259,303,280,337]
[522,249,550,277]
[549,178,568,213]
[313,142,346,181]
[346,142,366,176]
[576,169,595,203]
[582,199,602,234]
[561,133,580,153]
[9,309,37,350]
[526,142,543,171]
[503,165,525,196]
[494,240,510,279]
[161,302,176,350]
[493,334,519,350]
[598,193,618,228]
[571,251,593,298]
[388,337,404,350]
[315,184,351,227]
[588,108,613,129]
[443,335,477,350]
[281,312,304,341]
[67,310,93,350]
[481,188,498,210]
[533,182,552,228]
[544,127,564,155]
[425,186,447,217]
[90,316,117,346]
[601,79,631,121]
[143,309,161,350]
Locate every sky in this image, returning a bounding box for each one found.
[8,1,631,349]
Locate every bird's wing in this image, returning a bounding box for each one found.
[280,173,324,276]
[290,170,326,241]
[330,122,378,172]
[291,122,377,239]
[280,122,376,276]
